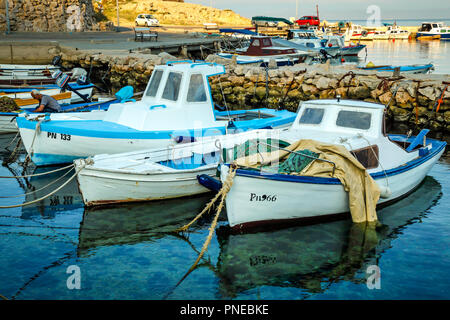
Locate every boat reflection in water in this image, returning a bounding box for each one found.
[20,166,84,219]
[215,176,442,298]
[77,194,214,255]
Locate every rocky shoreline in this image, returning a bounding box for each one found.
[60,50,450,134]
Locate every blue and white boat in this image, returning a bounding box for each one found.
[359,63,434,74]
[416,22,450,40]
[283,29,341,56]
[17,61,296,166]
[213,99,446,230]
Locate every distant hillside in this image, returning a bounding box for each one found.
[100,0,250,26]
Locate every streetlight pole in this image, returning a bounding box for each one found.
[116,0,120,32]
[296,0,298,19]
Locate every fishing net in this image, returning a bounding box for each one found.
[222,138,291,164]
[225,138,319,174]
[0,96,20,112]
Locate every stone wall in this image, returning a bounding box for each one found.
[60,50,450,133]
[0,0,96,32]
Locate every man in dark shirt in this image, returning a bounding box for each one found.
[30,89,61,113]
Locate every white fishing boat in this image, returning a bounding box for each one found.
[274,30,341,56]
[74,129,273,206]
[16,61,296,166]
[214,99,446,230]
[387,25,410,39]
[340,24,375,41]
[373,30,389,40]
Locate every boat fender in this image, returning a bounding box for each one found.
[173,136,197,144]
[197,174,222,192]
[379,185,392,199]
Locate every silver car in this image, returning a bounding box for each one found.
[135,14,159,27]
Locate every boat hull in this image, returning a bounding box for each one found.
[221,140,445,230]
[0,113,18,134]
[416,32,450,40]
[339,44,366,56]
[76,164,217,206]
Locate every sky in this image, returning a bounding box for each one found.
[186,0,450,21]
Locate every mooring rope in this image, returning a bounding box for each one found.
[0,164,74,179]
[0,293,8,300]
[0,166,75,198]
[172,165,237,286]
[0,164,84,209]
[4,131,20,151]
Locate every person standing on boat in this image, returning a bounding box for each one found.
[30,89,61,113]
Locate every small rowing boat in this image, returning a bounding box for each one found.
[74,129,273,206]
[359,63,434,74]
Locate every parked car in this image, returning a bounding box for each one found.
[135,14,159,27]
[295,16,320,27]
[252,19,278,27]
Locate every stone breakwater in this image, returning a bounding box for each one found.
[61,51,450,133]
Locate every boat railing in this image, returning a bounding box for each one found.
[257,141,337,176]
[165,60,194,65]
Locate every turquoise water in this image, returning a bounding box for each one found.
[0,133,449,300]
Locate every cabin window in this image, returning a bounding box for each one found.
[187,74,207,102]
[162,72,182,101]
[251,39,260,46]
[299,108,325,125]
[336,110,371,130]
[262,38,271,46]
[145,70,163,97]
[350,145,379,169]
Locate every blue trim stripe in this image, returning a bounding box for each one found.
[16,108,295,140]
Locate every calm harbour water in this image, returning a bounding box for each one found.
[352,38,450,74]
[0,131,449,300]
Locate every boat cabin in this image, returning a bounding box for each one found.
[419,22,443,32]
[287,29,319,40]
[283,99,422,172]
[103,61,226,131]
[244,36,297,56]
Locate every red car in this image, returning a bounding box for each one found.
[295,16,320,27]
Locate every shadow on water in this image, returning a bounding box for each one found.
[214,176,442,298]
[77,193,215,256]
[20,166,84,219]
